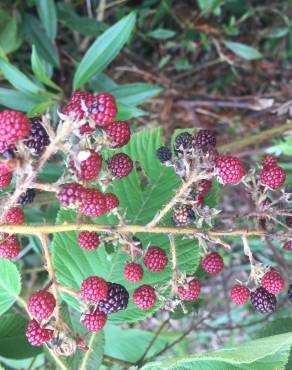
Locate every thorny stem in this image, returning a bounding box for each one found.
[219,121,292,153]
[38,233,61,328]
[147,169,209,227]
[169,234,178,298]
[0,223,283,238]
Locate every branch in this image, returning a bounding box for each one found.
[38,233,61,327]
[147,169,208,227]
[218,121,292,153]
[0,223,275,237]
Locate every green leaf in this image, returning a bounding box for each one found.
[266,27,289,39]
[31,46,62,92]
[73,12,136,89]
[0,88,44,111]
[148,28,176,40]
[0,313,42,359]
[89,73,117,91]
[22,13,59,68]
[224,40,262,60]
[0,259,21,315]
[257,318,292,338]
[57,3,106,37]
[141,333,292,370]
[104,324,171,363]
[35,0,57,41]
[198,0,224,15]
[116,102,148,120]
[0,16,22,54]
[109,83,161,106]
[52,128,201,323]
[0,57,41,94]
[27,100,53,116]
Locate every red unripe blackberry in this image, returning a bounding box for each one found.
[286,216,292,228]
[72,149,102,181]
[26,320,54,346]
[250,287,277,313]
[177,278,201,301]
[107,153,133,179]
[5,207,24,225]
[79,123,95,135]
[71,90,91,103]
[144,246,168,272]
[105,121,131,148]
[197,179,212,196]
[87,93,117,127]
[81,276,108,302]
[62,90,92,119]
[0,165,12,189]
[78,231,100,250]
[81,309,107,332]
[28,290,56,320]
[216,155,245,184]
[230,284,250,305]
[133,285,156,310]
[124,262,144,282]
[17,189,36,205]
[97,282,129,314]
[283,240,292,251]
[0,234,20,259]
[261,269,284,294]
[58,183,85,208]
[194,129,216,148]
[24,117,50,155]
[260,166,286,190]
[201,252,224,275]
[262,155,277,169]
[0,110,31,143]
[172,205,195,226]
[105,193,119,211]
[78,188,107,217]
[196,196,205,208]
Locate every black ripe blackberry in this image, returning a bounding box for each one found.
[25,117,50,155]
[156,146,172,163]
[288,285,292,302]
[174,132,192,152]
[250,287,277,313]
[173,205,195,226]
[18,189,36,205]
[96,283,129,314]
[194,129,216,149]
[286,216,292,228]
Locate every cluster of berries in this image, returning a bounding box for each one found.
[80,276,128,332]
[157,129,246,226]
[57,91,132,217]
[231,268,284,313]
[0,112,51,190]
[0,187,35,260]
[0,110,49,259]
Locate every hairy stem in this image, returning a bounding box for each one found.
[0,223,274,237]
